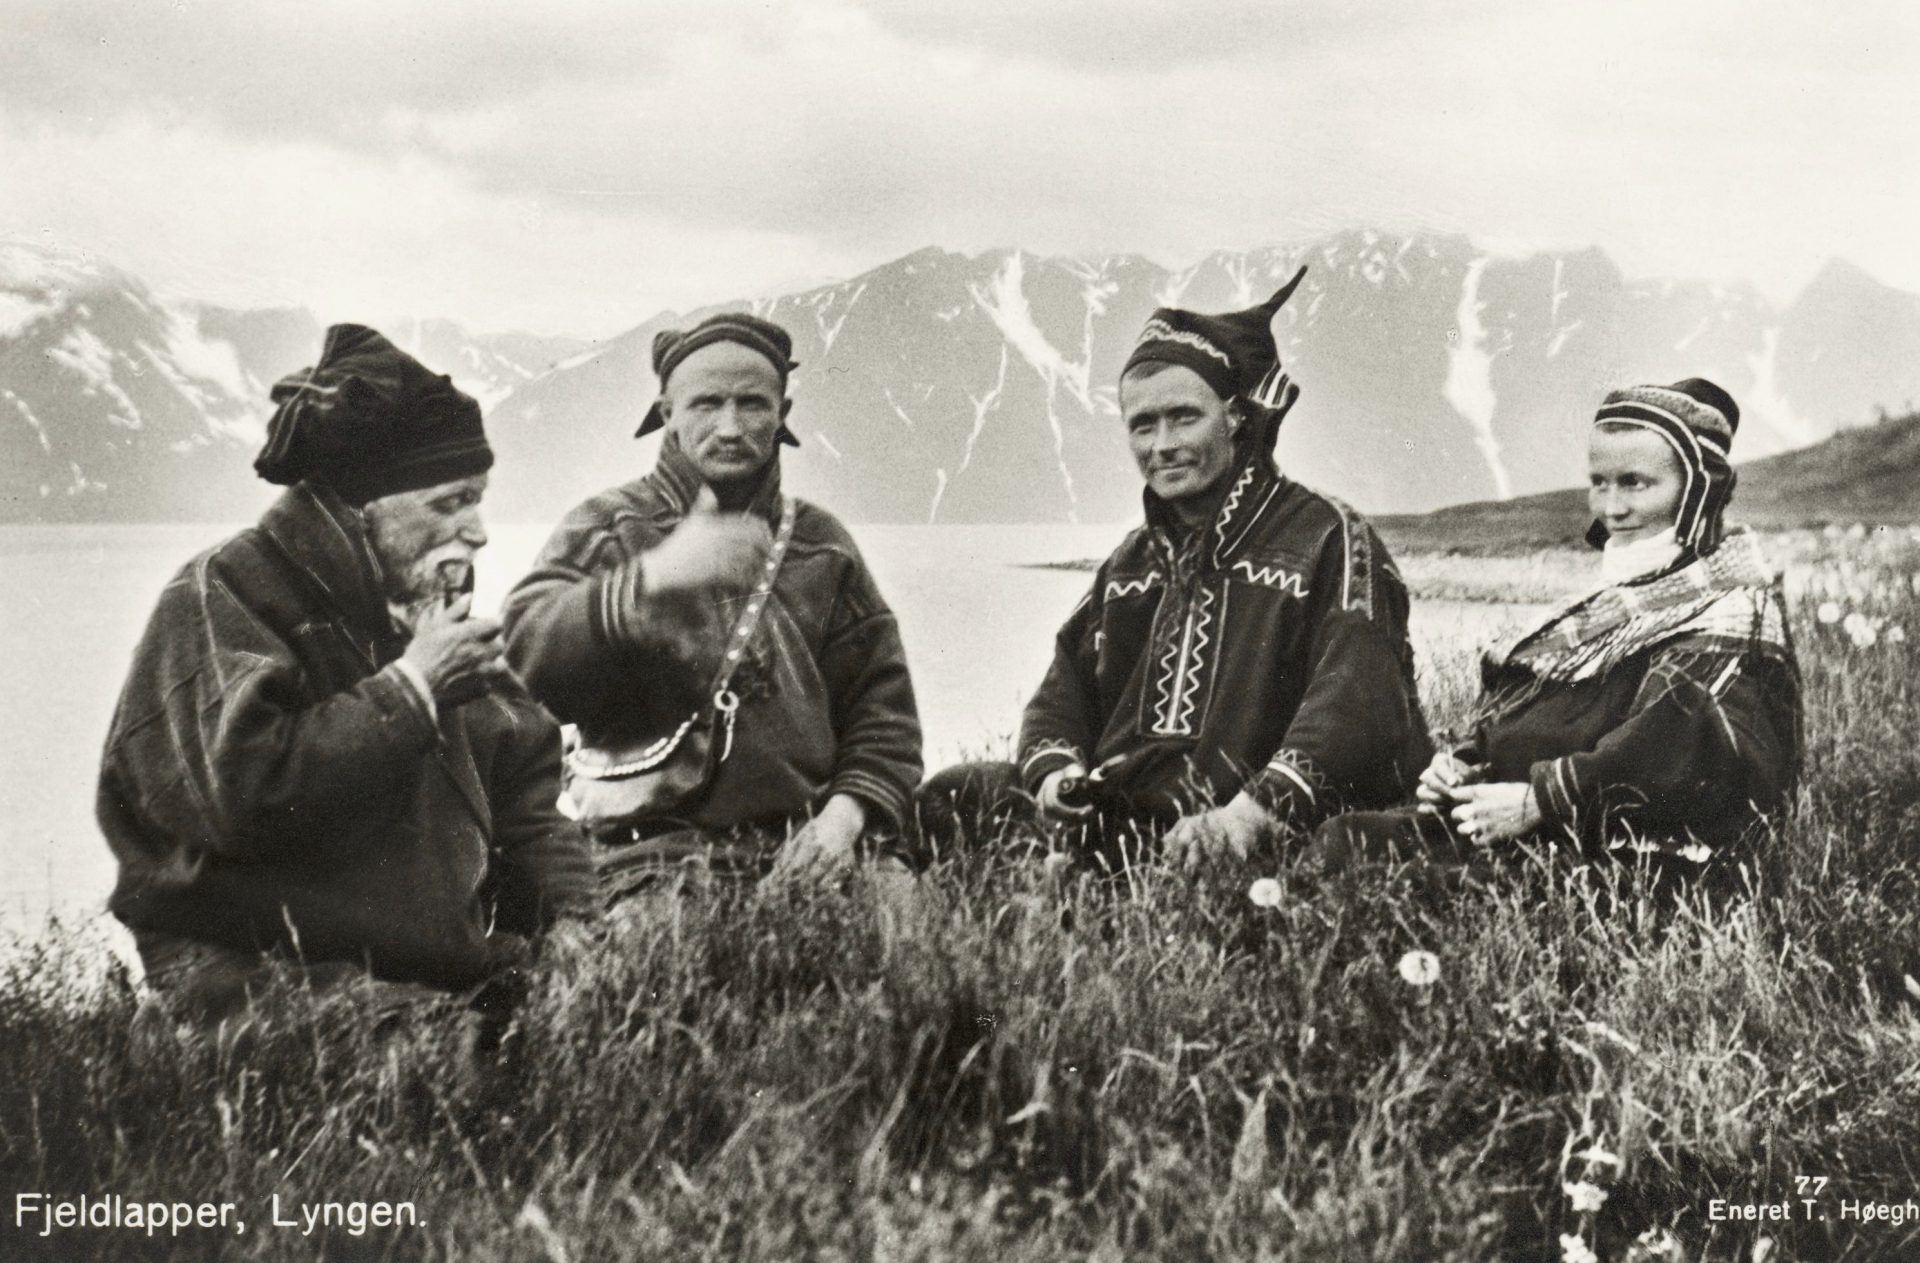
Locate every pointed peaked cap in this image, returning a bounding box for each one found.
[635,311,801,446]
[1123,265,1308,402]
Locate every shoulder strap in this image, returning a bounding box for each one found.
[712,495,796,697]
[567,496,796,779]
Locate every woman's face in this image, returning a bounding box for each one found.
[1587,425,1684,544]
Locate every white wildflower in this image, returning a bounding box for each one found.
[1678,842,1712,864]
[1560,1231,1599,1263]
[1847,522,1868,540]
[1627,1227,1682,1261]
[1849,620,1880,649]
[1816,600,1842,624]
[1396,950,1440,987]
[1563,1180,1608,1213]
[1247,877,1282,908]
[1888,624,1907,645]
[1843,610,1872,635]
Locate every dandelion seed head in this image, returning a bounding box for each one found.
[1563,1180,1608,1213]
[1247,877,1282,908]
[1560,1232,1598,1263]
[1816,601,1842,624]
[1396,950,1440,987]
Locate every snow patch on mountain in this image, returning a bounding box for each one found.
[959,346,1009,477]
[1745,327,1823,449]
[1442,257,1513,499]
[970,252,1096,412]
[0,292,60,339]
[1547,321,1583,358]
[812,282,866,353]
[1674,316,1712,353]
[4,389,50,453]
[882,386,917,429]
[47,329,143,429]
[928,468,949,524]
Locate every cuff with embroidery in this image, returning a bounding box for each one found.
[1244,749,1333,829]
[1018,741,1085,794]
[1528,757,1581,830]
[386,658,439,730]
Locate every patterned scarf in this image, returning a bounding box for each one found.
[1491,528,1790,686]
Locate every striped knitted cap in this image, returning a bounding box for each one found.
[635,311,800,446]
[1590,377,1742,554]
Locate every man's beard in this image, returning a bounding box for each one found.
[380,545,476,619]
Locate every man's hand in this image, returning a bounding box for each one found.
[645,487,773,594]
[1037,764,1096,822]
[1163,792,1276,870]
[768,793,867,883]
[1415,749,1486,815]
[1448,781,1541,844]
[402,594,512,706]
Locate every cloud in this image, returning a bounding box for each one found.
[0,0,1914,332]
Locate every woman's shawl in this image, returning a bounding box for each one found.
[1489,528,1791,687]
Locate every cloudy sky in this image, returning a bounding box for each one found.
[2,0,1912,336]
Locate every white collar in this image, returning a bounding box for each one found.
[1600,526,1681,586]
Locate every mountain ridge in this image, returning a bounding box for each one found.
[5,235,1918,526]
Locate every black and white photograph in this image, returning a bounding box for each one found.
[3,2,1918,1259]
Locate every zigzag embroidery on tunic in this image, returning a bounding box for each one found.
[1211,466,1280,567]
[1150,583,1220,736]
[1104,572,1164,600]
[1321,493,1374,618]
[1230,558,1309,597]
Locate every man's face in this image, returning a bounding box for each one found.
[1120,364,1239,506]
[363,473,490,611]
[661,341,789,491]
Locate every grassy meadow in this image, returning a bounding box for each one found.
[5,527,1920,1262]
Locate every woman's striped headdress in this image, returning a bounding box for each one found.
[1590,377,1741,556]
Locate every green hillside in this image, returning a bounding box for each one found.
[1379,411,1920,555]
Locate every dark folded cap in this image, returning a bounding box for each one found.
[255,324,491,504]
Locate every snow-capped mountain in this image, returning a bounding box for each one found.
[6,235,1918,525]
[485,233,1920,525]
[0,244,584,521]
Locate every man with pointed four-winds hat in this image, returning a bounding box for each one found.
[921,270,1431,873]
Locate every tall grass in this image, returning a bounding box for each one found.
[5,541,1920,1262]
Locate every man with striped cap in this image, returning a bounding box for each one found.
[504,313,922,903]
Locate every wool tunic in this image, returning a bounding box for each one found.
[1018,453,1431,830]
[501,439,922,853]
[97,485,597,991]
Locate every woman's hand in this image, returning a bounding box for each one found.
[1416,749,1485,813]
[1447,781,1541,844]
